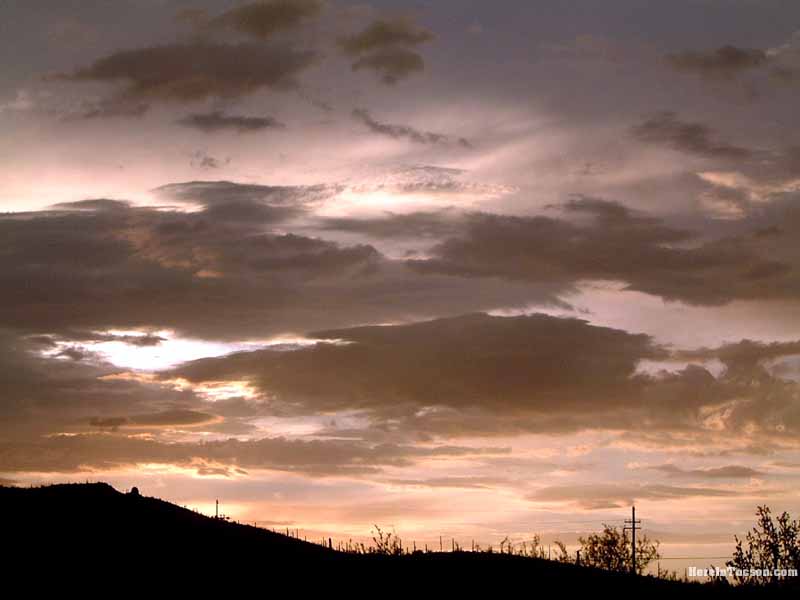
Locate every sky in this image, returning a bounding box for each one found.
[3,0,800,573]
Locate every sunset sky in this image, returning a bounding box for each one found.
[3,0,800,569]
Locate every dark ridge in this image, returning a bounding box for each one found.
[1,482,332,563]
[0,483,761,593]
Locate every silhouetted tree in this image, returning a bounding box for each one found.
[727,506,800,586]
[578,524,659,573]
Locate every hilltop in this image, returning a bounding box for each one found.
[0,483,776,594]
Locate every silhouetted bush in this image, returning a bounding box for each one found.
[371,525,403,555]
[578,524,660,574]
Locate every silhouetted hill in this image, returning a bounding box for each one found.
[0,483,782,594]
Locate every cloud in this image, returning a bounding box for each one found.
[665,34,800,88]
[154,298,800,448]
[0,327,517,476]
[61,42,317,108]
[350,47,426,84]
[89,409,217,430]
[0,192,558,340]
[352,108,470,147]
[177,111,285,133]
[206,0,324,40]
[0,198,371,337]
[167,312,664,429]
[50,198,132,212]
[650,464,764,479]
[542,34,628,63]
[153,179,336,207]
[11,189,800,349]
[7,186,800,453]
[153,179,336,222]
[631,112,752,160]
[407,196,800,306]
[339,18,433,55]
[162,308,800,445]
[345,166,504,196]
[0,432,506,477]
[69,98,149,120]
[387,476,510,490]
[675,339,800,373]
[190,150,230,170]
[320,210,467,239]
[339,18,433,84]
[529,483,739,510]
[0,332,203,443]
[667,45,769,79]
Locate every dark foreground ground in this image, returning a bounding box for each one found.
[0,482,790,594]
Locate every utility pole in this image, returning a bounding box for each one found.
[215,499,219,519]
[624,505,641,575]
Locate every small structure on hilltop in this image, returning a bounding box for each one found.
[128,486,140,497]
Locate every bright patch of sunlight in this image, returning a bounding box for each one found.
[40,330,324,371]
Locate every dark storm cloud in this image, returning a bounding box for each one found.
[169,312,664,422]
[159,299,800,447]
[153,180,338,209]
[650,464,764,479]
[205,0,324,40]
[631,112,752,160]
[339,17,433,84]
[163,310,800,444]
[0,332,199,442]
[0,198,369,336]
[61,42,317,106]
[407,196,800,306]
[675,339,800,373]
[0,192,560,341]
[667,45,769,79]
[0,327,513,475]
[651,346,800,448]
[339,18,433,55]
[51,198,132,212]
[155,179,336,222]
[529,484,739,510]
[7,188,800,451]
[177,111,285,133]
[89,409,216,430]
[119,408,217,427]
[352,108,469,147]
[0,432,506,477]
[8,189,800,348]
[658,341,800,441]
